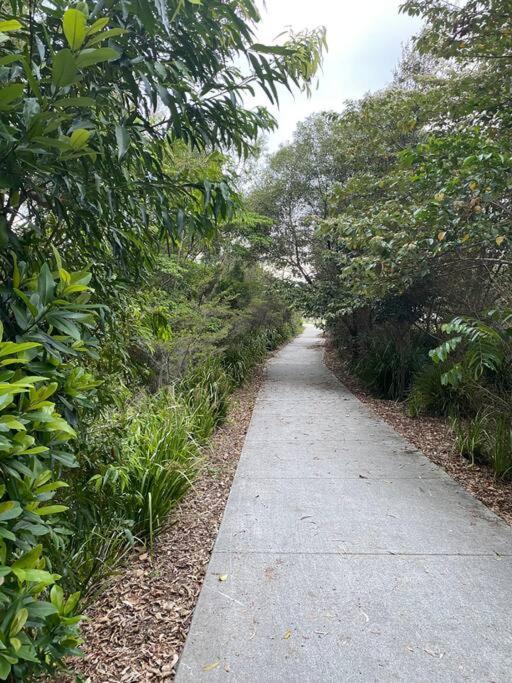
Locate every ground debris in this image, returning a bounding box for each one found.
[56,366,265,682]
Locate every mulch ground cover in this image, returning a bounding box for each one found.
[63,366,265,682]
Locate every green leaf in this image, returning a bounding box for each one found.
[0,527,15,541]
[0,55,21,67]
[86,17,109,36]
[12,253,20,289]
[0,341,40,358]
[12,545,42,570]
[64,591,81,615]
[0,395,14,412]
[37,263,55,305]
[76,47,119,69]
[0,416,26,431]
[0,20,22,32]
[53,96,96,109]
[0,84,24,111]
[12,568,57,585]
[63,8,87,50]
[87,28,127,46]
[251,43,294,56]
[52,49,78,87]
[50,584,64,611]
[36,505,68,516]
[69,128,91,150]
[46,313,81,339]
[9,608,28,637]
[0,501,22,522]
[0,656,12,681]
[10,638,21,653]
[115,124,130,160]
[28,600,58,618]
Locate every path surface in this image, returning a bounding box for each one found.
[176,326,512,682]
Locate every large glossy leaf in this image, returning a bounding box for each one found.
[52,49,78,87]
[0,19,22,32]
[69,128,91,150]
[37,263,55,305]
[63,9,87,50]
[75,47,119,68]
[115,124,129,160]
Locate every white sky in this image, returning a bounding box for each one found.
[250,0,423,149]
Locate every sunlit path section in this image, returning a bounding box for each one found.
[177,325,512,681]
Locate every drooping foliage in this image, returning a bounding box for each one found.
[0,0,325,277]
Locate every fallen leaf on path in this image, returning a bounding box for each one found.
[203,660,221,672]
[218,574,228,582]
[283,629,292,640]
[424,648,444,658]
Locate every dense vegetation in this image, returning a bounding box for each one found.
[250,0,512,478]
[0,1,321,679]
[3,0,511,678]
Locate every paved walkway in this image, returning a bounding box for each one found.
[177,326,512,682]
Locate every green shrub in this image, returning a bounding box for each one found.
[53,521,133,606]
[0,256,99,680]
[488,414,512,479]
[408,363,464,417]
[352,337,426,400]
[179,360,232,440]
[223,334,268,385]
[452,411,512,478]
[452,413,489,464]
[47,262,300,607]
[82,315,299,554]
[89,391,201,548]
[223,321,299,385]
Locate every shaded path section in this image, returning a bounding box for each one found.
[176,326,512,681]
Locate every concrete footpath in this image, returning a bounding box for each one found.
[176,325,512,682]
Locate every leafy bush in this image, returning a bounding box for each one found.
[429,314,511,390]
[179,360,232,441]
[91,391,201,546]
[0,256,99,680]
[452,412,512,478]
[491,416,512,479]
[351,335,427,400]
[425,311,512,477]
[48,262,300,604]
[408,363,464,417]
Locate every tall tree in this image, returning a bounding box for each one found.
[248,112,340,283]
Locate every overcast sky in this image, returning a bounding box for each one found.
[250,0,423,149]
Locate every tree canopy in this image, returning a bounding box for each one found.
[1,1,325,277]
[249,0,512,470]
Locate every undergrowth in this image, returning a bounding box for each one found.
[50,258,300,604]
